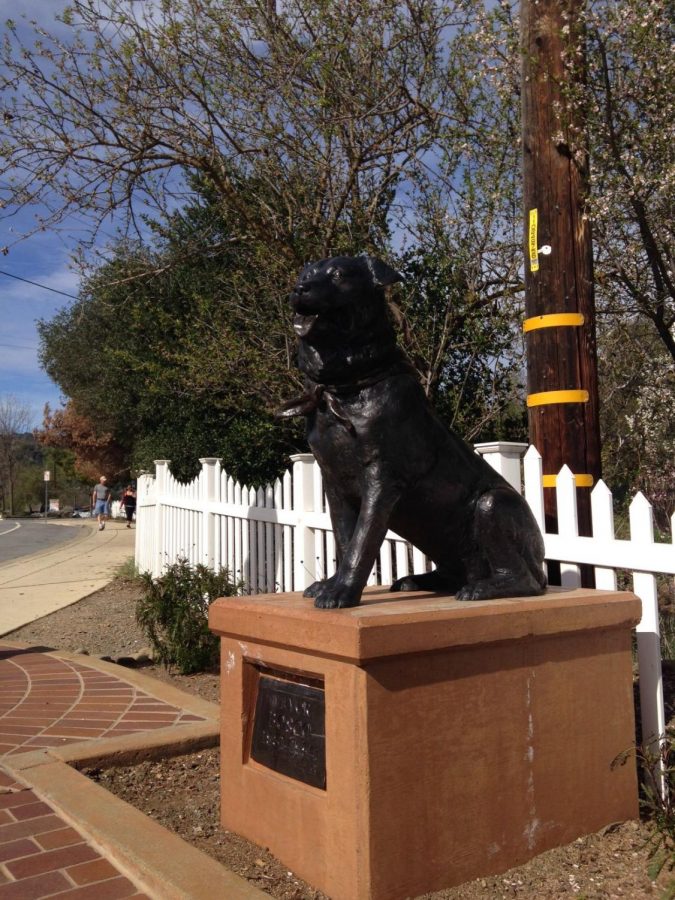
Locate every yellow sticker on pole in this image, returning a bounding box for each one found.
[528,208,539,272]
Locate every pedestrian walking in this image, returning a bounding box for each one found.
[91,476,112,531]
[120,485,137,528]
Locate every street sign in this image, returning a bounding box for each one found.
[43,470,51,482]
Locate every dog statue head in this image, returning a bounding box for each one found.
[290,256,403,339]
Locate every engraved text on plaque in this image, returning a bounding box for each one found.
[250,671,326,789]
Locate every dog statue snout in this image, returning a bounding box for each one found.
[290,282,309,307]
[290,286,316,318]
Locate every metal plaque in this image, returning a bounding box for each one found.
[250,672,326,789]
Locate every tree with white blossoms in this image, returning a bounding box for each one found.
[582,0,674,363]
[0,0,488,261]
[582,0,674,520]
[598,320,674,531]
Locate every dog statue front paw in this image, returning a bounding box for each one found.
[313,581,361,609]
[303,575,337,598]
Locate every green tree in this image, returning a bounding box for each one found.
[13,465,44,515]
[396,242,526,442]
[38,194,304,483]
[39,167,529,484]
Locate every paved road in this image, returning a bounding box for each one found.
[0,518,83,565]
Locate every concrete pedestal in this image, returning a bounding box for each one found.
[209,587,640,900]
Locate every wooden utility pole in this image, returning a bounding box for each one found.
[521,0,601,552]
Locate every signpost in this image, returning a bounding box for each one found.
[43,470,50,520]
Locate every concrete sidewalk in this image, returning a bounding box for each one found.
[0,520,136,636]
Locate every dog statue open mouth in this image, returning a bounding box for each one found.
[278,255,547,610]
[293,312,318,338]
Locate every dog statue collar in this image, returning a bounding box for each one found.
[275,361,417,434]
[275,382,356,434]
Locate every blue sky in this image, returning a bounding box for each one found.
[0,224,79,430]
[0,0,83,429]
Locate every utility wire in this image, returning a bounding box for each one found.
[0,342,39,351]
[0,269,79,300]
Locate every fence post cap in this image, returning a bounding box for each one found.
[199,457,222,464]
[290,453,315,463]
[473,441,528,455]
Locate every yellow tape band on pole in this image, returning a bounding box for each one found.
[542,474,595,488]
[523,313,585,333]
[528,209,539,272]
[527,389,589,407]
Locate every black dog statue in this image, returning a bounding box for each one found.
[278,255,547,609]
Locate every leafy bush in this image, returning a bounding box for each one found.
[136,560,240,674]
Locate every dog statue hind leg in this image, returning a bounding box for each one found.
[391,486,546,602]
[455,486,547,601]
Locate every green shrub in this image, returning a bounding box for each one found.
[136,559,240,674]
[115,557,141,581]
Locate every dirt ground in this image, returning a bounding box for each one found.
[7,579,675,900]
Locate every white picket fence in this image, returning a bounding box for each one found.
[135,442,675,749]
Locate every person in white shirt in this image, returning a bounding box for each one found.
[91,476,111,531]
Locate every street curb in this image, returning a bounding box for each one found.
[0,519,95,572]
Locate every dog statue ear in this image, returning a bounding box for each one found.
[364,257,403,287]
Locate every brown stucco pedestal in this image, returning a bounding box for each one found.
[208,587,640,900]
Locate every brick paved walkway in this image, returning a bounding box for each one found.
[0,766,148,899]
[0,644,226,900]
[0,647,204,756]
